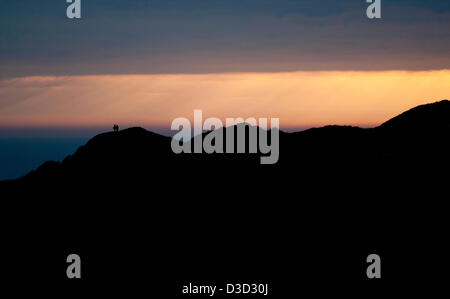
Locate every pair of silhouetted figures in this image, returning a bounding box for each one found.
[113,124,119,132]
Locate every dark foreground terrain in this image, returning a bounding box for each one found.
[1,100,449,297]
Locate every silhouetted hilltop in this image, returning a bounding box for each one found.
[63,126,173,167]
[2,101,449,297]
[1,100,449,187]
[379,100,450,132]
[373,100,450,160]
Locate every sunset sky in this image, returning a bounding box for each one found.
[1,0,450,131]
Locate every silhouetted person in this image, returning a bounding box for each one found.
[113,124,119,132]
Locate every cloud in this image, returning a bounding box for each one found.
[1,0,450,78]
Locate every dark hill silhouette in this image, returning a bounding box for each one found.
[374,100,450,160]
[379,99,450,131]
[2,99,448,185]
[1,100,449,296]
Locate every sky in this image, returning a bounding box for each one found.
[1,71,450,130]
[0,0,449,130]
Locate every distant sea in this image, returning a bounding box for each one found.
[0,138,88,181]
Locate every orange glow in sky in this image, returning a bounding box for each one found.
[1,70,449,129]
